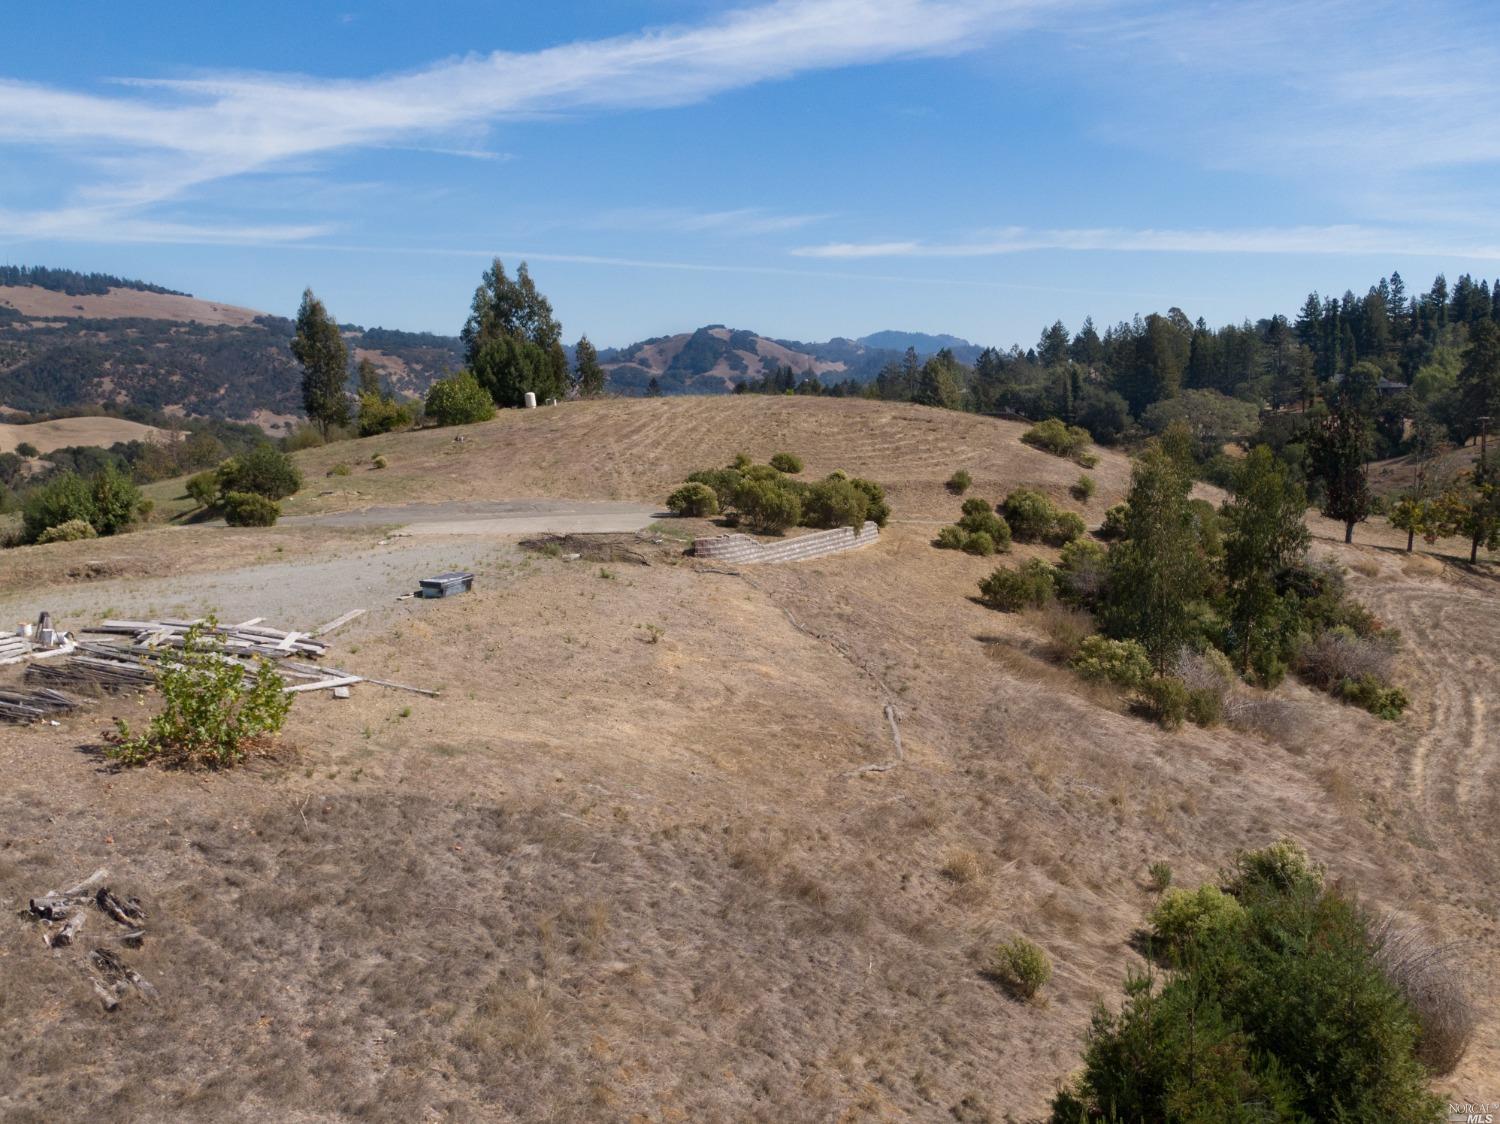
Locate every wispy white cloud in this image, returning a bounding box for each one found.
[0,0,1073,242]
[795,224,1500,260]
[583,206,830,236]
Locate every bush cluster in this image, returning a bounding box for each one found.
[1001,488,1084,545]
[978,558,1057,611]
[945,469,972,495]
[673,456,889,537]
[357,391,417,437]
[424,370,496,427]
[220,491,281,527]
[1021,417,1093,461]
[935,496,1012,555]
[1068,635,1151,690]
[35,518,97,544]
[666,481,720,517]
[21,466,143,543]
[217,444,302,501]
[1296,625,1407,719]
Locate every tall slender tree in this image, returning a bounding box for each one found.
[1307,384,1373,543]
[1459,319,1500,445]
[291,289,349,437]
[1221,446,1310,681]
[573,335,606,398]
[1100,445,1210,671]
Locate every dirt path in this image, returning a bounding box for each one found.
[283,498,661,536]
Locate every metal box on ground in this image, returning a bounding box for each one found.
[418,572,475,599]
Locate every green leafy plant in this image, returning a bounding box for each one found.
[1147,861,1173,892]
[934,525,966,550]
[218,444,302,500]
[221,491,281,527]
[946,469,973,495]
[1070,474,1097,503]
[1068,635,1151,690]
[986,937,1052,1001]
[425,370,496,426]
[962,530,997,556]
[769,452,804,474]
[107,620,292,769]
[978,559,1057,611]
[802,476,869,529]
[735,477,802,534]
[1136,675,1191,729]
[35,518,97,544]
[667,481,720,517]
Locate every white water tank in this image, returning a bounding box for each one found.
[524,392,537,409]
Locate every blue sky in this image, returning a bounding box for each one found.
[4,0,1500,349]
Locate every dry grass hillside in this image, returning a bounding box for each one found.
[0,285,263,326]
[0,417,167,456]
[2,397,1496,1121]
[284,396,1137,520]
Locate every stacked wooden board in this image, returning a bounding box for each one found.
[0,634,32,665]
[86,618,329,659]
[0,686,79,723]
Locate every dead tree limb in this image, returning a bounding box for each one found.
[30,867,110,919]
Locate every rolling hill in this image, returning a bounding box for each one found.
[0,267,982,428]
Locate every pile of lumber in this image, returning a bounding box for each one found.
[0,634,33,665]
[86,618,329,659]
[0,686,80,723]
[23,614,436,700]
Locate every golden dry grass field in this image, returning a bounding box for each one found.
[2,397,1496,1122]
[0,417,167,456]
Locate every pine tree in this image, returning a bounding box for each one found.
[1221,446,1309,681]
[1100,445,1210,671]
[1038,321,1070,367]
[1307,385,1373,543]
[913,349,964,409]
[357,357,381,397]
[645,376,663,398]
[573,335,606,398]
[291,289,350,437]
[1459,319,1500,445]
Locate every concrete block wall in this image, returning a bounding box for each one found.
[694,521,879,565]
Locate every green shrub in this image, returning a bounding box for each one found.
[283,425,326,451]
[1335,674,1410,719]
[1001,488,1057,542]
[769,452,804,474]
[1227,839,1323,897]
[934,525,966,550]
[371,454,388,470]
[22,472,95,542]
[107,620,292,769]
[425,370,496,426]
[1076,450,1100,469]
[731,452,753,471]
[357,392,416,437]
[957,501,1011,549]
[220,491,281,527]
[1147,861,1173,892]
[946,469,972,495]
[742,463,782,483]
[1056,538,1107,606]
[963,530,996,556]
[218,445,302,500]
[1149,884,1245,955]
[328,463,352,477]
[1055,856,1443,1124]
[979,559,1057,611]
[1070,474,1096,502]
[1098,502,1129,541]
[1136,675,1190,729]
[1046,510,1087,546]
[1186,686,1223,727]
[686,467,744,508]
[849,477,890,526]
[186,470,220,508]
[1022,417,1093,459]
[802,477,868,529]
[88,466,141,535]
[735,478,802,533]
[666,481,720,517]
[1069,635,1151,690]
[15,441,38,458]
[35,518,97,544]
[986,937,1052,1000]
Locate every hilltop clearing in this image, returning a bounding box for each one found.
[0,284,262,327]
[0,416,167,456]
[1,397,1494,1120]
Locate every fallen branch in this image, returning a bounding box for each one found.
[46,909,86,948]
[30,867,110,919]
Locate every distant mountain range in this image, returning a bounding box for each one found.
[0,269,981,429]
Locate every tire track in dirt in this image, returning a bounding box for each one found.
[1360,579,1500,817]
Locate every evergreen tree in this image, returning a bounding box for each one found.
[1221,446,1310,681]
[645,376,663,398]
[913,348,965,409]
[1100,446,1210,671]
[291,288,350,437]
[356,357,382,397]
[1307,384,1373,543]
[1459,319,1500,444]
[1038,320,1070,367]
[462,259,568,406]
[573,335,606,398]
[1070,316,1104,368]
